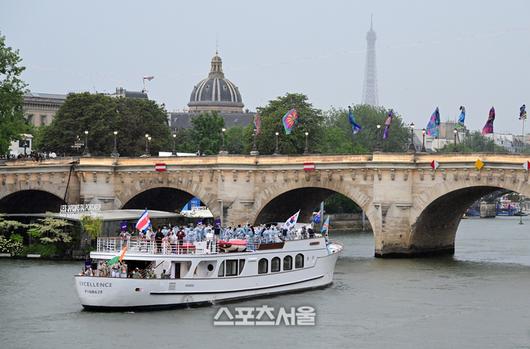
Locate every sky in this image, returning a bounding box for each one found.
[1,0,530,134]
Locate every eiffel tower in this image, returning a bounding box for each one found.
[362,15,378,106]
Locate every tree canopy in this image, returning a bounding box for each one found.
[436,130,508,153]
[38,93,172,156]
[0,33,28,155]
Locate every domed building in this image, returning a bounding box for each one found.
[170,53,254,129]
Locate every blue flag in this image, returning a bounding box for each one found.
[313,210,322,224]
[426,107,440,137]
[321,216,330,234]
[457,106,465,128]
[348,106,362,134]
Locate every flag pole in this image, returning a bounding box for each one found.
[522,117,526,153]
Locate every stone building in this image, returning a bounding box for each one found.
[23,92,67,127]
[169,53,255,130]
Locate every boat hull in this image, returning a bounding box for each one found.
[75,250,339,311]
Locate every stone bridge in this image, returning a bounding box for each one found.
[1,153,529,257]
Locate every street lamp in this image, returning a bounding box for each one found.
[144,133,149,156]
[375,124,382,151]
[172,133,177,156]
[304,131,309,154]
[83,130,90,157]
[453,128,458,152]
[219,128,227,154]
[111,131,119,157]
[408,122,416,153]
[421,128,427,152]
[274,132,280,155]
[519,195,525,225]
[148,136,152,156]
[250,129,259,155]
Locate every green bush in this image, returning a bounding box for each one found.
[24,243,59,257]
[0,235,23,255]
[10,233,23,243]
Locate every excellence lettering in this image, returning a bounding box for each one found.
[79,281,112,288]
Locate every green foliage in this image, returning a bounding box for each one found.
[226,126,245,154]
[320,105,409,154]
[437,131,507,153]
[0,235,23,255]
[0,33,28,155]
[80,215,103,240]
[189,112,224,155]
[324,193,362,214]
[38,93,171,156]
[253,93,324,154]
[0,217,27,234]
[24,243,59,257]
[27,217,72,244]
[173,128,196,153]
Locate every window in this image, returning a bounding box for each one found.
[271,257,280,272]
[283,256,293,271]
[26,114,34,124]
[225,260,238,276]
[258,258,268,274]
[239,259,245,274]
[295,254,304,269]
[40,114,47,125]
[218,261,225,277]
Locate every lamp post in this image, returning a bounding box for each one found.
[408,122,416,153]
[250,129,259,155]
[111,131,119,157]
[274,132,279,155]
[519,195,525,225]
[375,124,382,151]
[172,133,177,156]
[22,135,28,156]
[421,128,427,152]
[83,130,90,157]
[219,128,227,154]
[144,134,149,156]
[148,136,152,156]
[453,128,458,152]
[304,132,309,154]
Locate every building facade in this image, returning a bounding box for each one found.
[23,92,67,127]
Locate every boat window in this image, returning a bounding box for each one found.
[239,259,245,274]
[295,254,304,268]
[258,258,268,274]
[225,260,238,277]
[271,257,281,272]
[283,255,293,271]
[218,261,225,277]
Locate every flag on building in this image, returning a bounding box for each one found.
[348,106,362,134]
[482,107,495,135]
[282,109,299,135]
[135,209,151,231]
[383,109,394,139]
[282,210,300,230]
[475,159,485,170]
[430,160,440,170]
[254,113,261,135]
[143,76,154,81]
[456,106,466,129]
[321,216,330,235]
[523,161,529,171]
[426,107,441,137]
[520,104,527,120]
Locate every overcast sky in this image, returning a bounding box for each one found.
[2,0,529,133]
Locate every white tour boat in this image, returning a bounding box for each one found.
[75,234,343,311]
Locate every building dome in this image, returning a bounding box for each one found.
[188,54,244,113]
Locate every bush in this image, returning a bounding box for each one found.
[24,243,59,257]
[0,235,23,255]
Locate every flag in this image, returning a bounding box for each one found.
[143,76,154,81]
[456,106,466,129]
[348,106,362,134]
[135,209,151,231]
[155,163,167,172]
[383,109,394,139]
[282,109,299,135]
[475,159,485,170]
[106,246,127,266]
[303,162,316,171]
[254,113,261,135]
[321,216,330,234]
[430,160,440,170]
[520,104,527,120]
[482,107,495,135]
[523,161,529,171]
[426,107,441,137]
[282,210,300,230]
[313,209,322,224]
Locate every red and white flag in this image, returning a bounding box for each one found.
[135,210,151,231]
[303,162,316,171]
[155,163,167,172]
[523,161,530,171]
[430,160,440,170]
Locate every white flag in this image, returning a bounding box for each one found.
[282,210,300,230]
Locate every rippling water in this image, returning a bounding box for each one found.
[1,217,530,349]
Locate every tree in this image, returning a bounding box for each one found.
[437,130,507,153]
[320,105,409,153]
[0,33,28,155]
[38,93,171,156]
[80,215,103,240]
[189,112,224,155]
[27,217,72,244]
[252,93,324,154]
[226,126,245,154]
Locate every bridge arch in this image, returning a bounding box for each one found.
[252,180,377,233]
[0,189,66,214]
[408,180,530,255]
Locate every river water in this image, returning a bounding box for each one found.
[1,217,530,349]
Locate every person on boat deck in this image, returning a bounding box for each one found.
[119,262,128,278]
[132,268,142,279]
[205,228,214,249]
[161,226,169,237]
[161,269,170,279]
